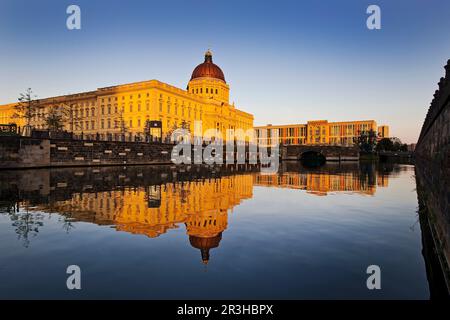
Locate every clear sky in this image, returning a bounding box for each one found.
[1,0,449,143]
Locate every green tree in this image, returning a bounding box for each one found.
[354,129,378,153]
[114,108,128,141]
[44,106,65,132]
[13,88,39,127]
[376,138,394,151]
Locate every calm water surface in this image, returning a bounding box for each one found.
[0,162,430,299]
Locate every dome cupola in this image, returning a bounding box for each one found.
[190,50,226,82]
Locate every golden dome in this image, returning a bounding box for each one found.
[190,50,226,82]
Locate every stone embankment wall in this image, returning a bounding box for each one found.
[50,139,173,167]
[0,137,173,169]
[415,59,450,297]
[0,136,50,168]
[415,59,450,174]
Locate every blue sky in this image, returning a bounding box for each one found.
[1,0,449,143]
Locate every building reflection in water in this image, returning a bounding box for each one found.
[255,162,389,196]
[0,162,392,263]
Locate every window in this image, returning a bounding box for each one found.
[196,89,198,94]
[101,106,104,115]
[215,89,218,94]
[129,104,133,112]
[146,102,149,111]
[200,88,202,93]
[129,119,132,128]
[101,119,104,129]
[91,121,95,130]
[108,105,111,114]
[138,104,141,112]
[138,119,141,127]
[107,119,111,129]
[206,88,209,93]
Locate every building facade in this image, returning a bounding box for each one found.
[0,50,254,142]
[254,120,389,146]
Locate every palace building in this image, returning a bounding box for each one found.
[254,120,389,146]
[0,50,254,142]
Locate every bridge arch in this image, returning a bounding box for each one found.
[299,150,326,166]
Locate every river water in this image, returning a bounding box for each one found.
[0,162,434,299]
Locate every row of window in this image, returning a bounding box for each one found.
[191,88,219,95]
[101,92,150,103]
[74,116,200,131]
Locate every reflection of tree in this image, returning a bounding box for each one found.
[59,214,76,233]
[6,204,44,248]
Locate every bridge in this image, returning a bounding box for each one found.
[281,144,359,162]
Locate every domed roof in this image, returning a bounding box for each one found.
[189,233,222,264]
[190,50,226,82]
